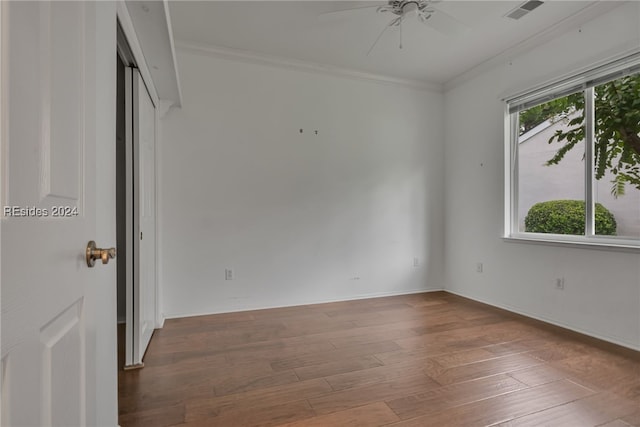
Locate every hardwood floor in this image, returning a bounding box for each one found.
[118,292,640,427]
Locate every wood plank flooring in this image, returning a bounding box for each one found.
[118,291,640,427]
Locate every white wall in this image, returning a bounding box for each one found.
[444,2,640,350]
[160,50,445,318]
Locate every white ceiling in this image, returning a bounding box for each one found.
[168,1,620,86]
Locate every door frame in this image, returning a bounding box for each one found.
[118,1,168,332]
[116,2,162,369]
[0,2,5,421]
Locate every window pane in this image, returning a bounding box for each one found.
[517,94,585,235]
[593,72,640,239]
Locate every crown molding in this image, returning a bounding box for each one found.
[443,1,624,93]
[175,40,443,93]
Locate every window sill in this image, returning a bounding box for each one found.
[503,234,640,253]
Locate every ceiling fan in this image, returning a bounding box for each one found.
[320,1,468,55]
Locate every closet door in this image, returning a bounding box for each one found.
[125,67,156,367]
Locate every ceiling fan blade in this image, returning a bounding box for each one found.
[318,4,384,22]
[419,8,469,36]
[367,16,402,56]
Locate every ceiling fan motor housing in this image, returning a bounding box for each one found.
[386,0,431,16]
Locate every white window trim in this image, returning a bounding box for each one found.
[504,51,640,251]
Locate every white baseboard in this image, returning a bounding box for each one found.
[443,289,640,352]
[163,287,445,320]
[156,314,165,329]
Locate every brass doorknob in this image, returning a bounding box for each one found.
[86,241,116,267]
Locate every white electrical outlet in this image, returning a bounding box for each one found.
[225,269,234,280]
[413,257,419,267]
[555,277,565,290]
[476,262,483,273]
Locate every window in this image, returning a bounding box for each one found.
[505,52,640,248]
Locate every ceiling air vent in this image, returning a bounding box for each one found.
[505,0,544,20]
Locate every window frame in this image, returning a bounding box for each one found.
[504,51,640,250]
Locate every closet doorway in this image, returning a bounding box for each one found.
[116,24,157,370]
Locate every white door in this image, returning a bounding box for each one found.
[125,68,157,367]
[1,2,117,426]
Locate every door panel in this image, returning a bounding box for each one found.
[1,2,115,425]
[46,1,83,201]
[126,68,156,366]
[137,70,157,361]
[41,299,84,426]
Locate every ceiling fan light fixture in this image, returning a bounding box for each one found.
[402,2,419,14]
[342,0,469,55]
